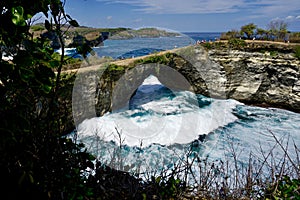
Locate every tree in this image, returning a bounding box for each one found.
[268,19,288,40]
[240,23,257,39]
[220,29,241,40]
[256,28,269,40]
[0,0,95,199]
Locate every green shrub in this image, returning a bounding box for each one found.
[264,175,300,199]
[134,54,169,65]
[202,42,212,49]
[108,64,125,71]
[294,45,300,59]
[270,50,278,57]
[228,38,246,48]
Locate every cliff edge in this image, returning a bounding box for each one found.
[71,41,300,125]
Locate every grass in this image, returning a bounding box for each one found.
[228,38,247,49]
[270,50,279,57]
[294,46,300,60]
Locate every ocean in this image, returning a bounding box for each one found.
[70,33,300,179]
[59,32,220,59]
[93,32,220,59]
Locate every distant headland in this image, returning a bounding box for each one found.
[30,24,181,48]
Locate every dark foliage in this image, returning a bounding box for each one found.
[0,0,95,199]
[0,1,187,199]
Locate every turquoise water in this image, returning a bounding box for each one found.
[73,33,300,178]
[77,75,300,176]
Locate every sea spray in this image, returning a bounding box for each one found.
[77,75,241,174]
[77,75,240,146]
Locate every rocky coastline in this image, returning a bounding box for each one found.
[70,41,300,125]
[207,43,300,112]
[31,24,180,49]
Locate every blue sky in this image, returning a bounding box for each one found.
[64,0,300,32]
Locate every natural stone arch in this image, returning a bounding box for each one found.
[111,63,197,111]
[109,47,227,110]
[73,45,228,126]
[72,44,300,129]
[94,46,228,116]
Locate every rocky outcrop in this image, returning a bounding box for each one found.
[68,32,109,48]
[71,43,300,125]
[208,48,300,111]
[42,31,109,49]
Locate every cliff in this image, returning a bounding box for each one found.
[108,28,180,39]
[206,41,300,111]
[31,25,180,49]
[71,41,300,126]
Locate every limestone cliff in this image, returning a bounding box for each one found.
[208,46,300,111]
[71,42,300,125]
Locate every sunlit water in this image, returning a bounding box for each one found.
[71,33,300,178]
[77,75,300,176]
[57,32,220,59]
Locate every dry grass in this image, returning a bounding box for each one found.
[75,128,299,199]
[176,131,300,199]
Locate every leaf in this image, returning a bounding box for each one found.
[155,176,162,184]
[43,10,48,18]
[26,14,33,20]
[76,44,92,58]
[28,173,34,183]
[20,67,34,82]
[69,20,79,27]
[66,14,72,20]
[12,6,24,18]
[49,60,60,68]
[89,154,96,160]
[45,20,51,31]
[18,172,26,185]
[50,2,60,16]
[41,84,52,94]
[11,6,26,26]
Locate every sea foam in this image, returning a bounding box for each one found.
[77,75,240,147]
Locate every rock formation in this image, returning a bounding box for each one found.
[71,42,300,125]
[208,46,300,112]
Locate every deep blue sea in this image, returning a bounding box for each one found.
[93,32,220,59]
[60,32,221,59]
[67,33,300,179]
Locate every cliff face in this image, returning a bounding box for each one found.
[207,46,300,111]
[71,43,300,126]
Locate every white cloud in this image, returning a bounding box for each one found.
[286,16,294,20]
[107,16,113,20]
[270,15,300,23]
[97,0,243,14]
[97,0,300,16]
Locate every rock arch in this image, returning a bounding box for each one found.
[72,46,228,126]
[96,47,227,115]
[72,44,300,127]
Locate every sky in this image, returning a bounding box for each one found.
[63,0,300,32]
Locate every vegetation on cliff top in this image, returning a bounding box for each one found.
[202,21,300,59]
[31,23,180,41]
[220,21,300,43]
